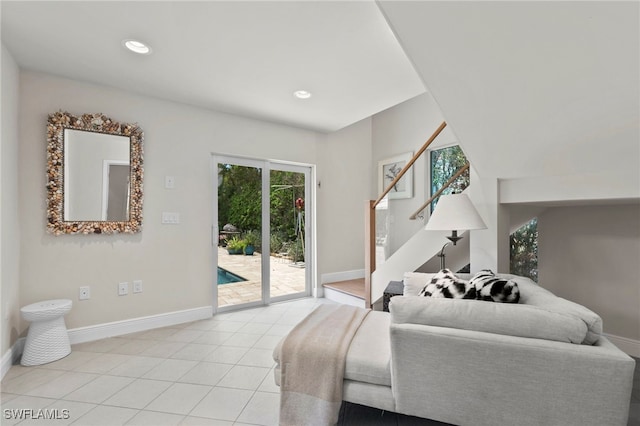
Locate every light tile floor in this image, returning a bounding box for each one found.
[1,298,336,426]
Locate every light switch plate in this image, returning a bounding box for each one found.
[118,282,129,296]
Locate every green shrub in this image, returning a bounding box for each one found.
[226,236,244,251]
[242,230,260,247]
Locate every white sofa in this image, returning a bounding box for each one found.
[274,273,636,426]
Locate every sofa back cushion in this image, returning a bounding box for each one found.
[501,274,602,344]
[395,273,603,345]
[390,296,590,344]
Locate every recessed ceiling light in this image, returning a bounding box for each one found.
[293,90,312,99]
[123,39,152,55]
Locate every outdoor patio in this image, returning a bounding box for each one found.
[217,247,306,307]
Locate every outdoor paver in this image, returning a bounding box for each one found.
[217,247,306,307]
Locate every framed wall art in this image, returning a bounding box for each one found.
[378,152,413,199]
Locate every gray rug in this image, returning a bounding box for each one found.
[337,402,450,425]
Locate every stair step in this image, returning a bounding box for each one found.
[323,279,365,300]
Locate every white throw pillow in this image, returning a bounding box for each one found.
[403,272,435,296]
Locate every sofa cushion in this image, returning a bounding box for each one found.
[273,310,392,388]
[389,295,592,344]
[499,274,602,344]
[344,310,392,387]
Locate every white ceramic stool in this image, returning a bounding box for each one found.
[20,299,72,366]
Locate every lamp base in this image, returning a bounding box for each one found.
[437,242,450,270]
[438,231,465,270]
[446,230,463,245]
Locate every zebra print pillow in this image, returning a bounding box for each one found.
[418,269,477,299]
[418,269,520,303]
[470,270,520,303]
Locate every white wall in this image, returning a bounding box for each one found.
[316,117,373,289]
[468,171,510,273]
[538,204,640,346]
[17,71,323,333]
[1,44,21,356]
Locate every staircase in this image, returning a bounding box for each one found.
[364,121,473,307]
[323,279,366,307]
[322,121,473,309]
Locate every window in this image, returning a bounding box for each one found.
[430,145,469,211]
[510,218,538,282]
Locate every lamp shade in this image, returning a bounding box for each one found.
[425,193,487,231]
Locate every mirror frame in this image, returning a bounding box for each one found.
[47,111,144,235]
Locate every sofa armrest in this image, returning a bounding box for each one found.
[390,323,635,426]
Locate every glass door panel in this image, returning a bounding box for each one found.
[216,160,263,309]
[269,166,309,301]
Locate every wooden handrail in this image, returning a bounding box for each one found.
[364,200,375,308]
[372,121,447,209]
[409,163,470,220]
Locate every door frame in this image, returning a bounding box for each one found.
[101,160,130,221]
[211,154,315,313]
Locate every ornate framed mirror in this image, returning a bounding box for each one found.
[47,111,144,235]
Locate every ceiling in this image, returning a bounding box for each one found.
[378,1,639,188]
[1,1,425,133]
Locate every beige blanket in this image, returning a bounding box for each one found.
[279,304,370,426]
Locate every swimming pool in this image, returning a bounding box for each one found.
[217,267,247,285]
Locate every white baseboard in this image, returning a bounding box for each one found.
[604,333,640,358]
[68,306,213,345]
[1,338,25,380]
[321,269,365,284]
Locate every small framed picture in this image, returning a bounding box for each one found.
[378,152,413,199]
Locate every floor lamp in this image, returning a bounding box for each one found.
[424,193,487,270]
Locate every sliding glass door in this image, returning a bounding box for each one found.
[215,158,263,309]
[212,155,311,312]
[268,164,309,302]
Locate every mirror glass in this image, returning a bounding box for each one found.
[64,129,130,221]
[47,111,144,235]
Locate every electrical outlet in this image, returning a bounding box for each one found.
[165,176,175,189]
[79,286,90,300]
[133,280,143,294]
[118,282,129,296]
[161,212,180,224]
